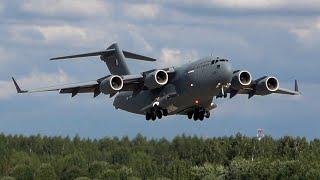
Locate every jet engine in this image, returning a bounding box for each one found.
[144,70,168,89]
[99,75,123,94]
[255,76,279,95]
[231,70,252,89]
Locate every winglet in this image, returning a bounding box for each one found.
[294,80,299,92]
[12,77,27,93]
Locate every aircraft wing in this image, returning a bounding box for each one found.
[12,76,144,98]
[274,80,300,95]
[226,79,300,98]
[12,77,101,97]
[12,67,176,97]
[274,88,300,95]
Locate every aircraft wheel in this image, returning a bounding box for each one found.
[193,111,199,121]
[187,112,193,119]
[151,112,156,121]
[205,111,210,118]
[156,109,163,119]
[146,113,151,121]
[199,113,204,121]
[199,110,205,121]
[162,109,168,116]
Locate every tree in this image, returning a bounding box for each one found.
[190,163,218,180]
[167,160,190,179]
[99,169,119,180]
[227,157,252,179]
[34,163,57,180]
[88,161,109,178]
[10,164,33,180]
[118,166,133,180]
[202,165,226,180]
[59,153,87,179]
[130,152,155,179]
[74,177,91,180]
[60,166,83,180]
[0,177,16,180]
[0,133,318,179]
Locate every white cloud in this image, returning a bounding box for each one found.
[23,0,109,17]
[124,3,160,19]
[37,25,87,44]
[127,24,153,52]
[0,2,4,13]
[208,0,282,9]
[159,48,198,67]
[290,19,320,46]
[0,69,73,99]
[0,46,14,64]
[8,24,94,47]
[169,0,320,10]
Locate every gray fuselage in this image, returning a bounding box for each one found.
[113,57,233,115]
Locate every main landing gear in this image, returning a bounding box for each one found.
[187,107,210,121]
[145,105,168,121]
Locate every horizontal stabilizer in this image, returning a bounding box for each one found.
[50,49,114,60]
[123,51,156,61]
[50,49,156,61]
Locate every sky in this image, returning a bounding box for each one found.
[0,0,319,140]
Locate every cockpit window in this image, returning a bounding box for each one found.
[212,59,229,64]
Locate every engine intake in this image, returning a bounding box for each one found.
[99,75,123,94]
[144,70,168,89]
[255,76,279,95]
[231,70,252,89]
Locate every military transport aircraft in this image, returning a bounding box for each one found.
[12,43,300,121]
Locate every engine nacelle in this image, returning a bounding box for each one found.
[144,70,168,89]
[255,76,279,95]
[231,70,252,89]
[99,75,123,95]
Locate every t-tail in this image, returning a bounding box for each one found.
[50,43,156,75]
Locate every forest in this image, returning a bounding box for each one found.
[0,133,319,180]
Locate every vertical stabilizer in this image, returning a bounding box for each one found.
[100,43,131,75]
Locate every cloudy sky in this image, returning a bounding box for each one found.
[0,0,319,139]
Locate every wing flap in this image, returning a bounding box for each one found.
[59,85,98,94]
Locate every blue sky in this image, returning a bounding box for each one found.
[0,0,319,139]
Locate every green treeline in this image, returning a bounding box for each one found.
[0,133,319,180]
